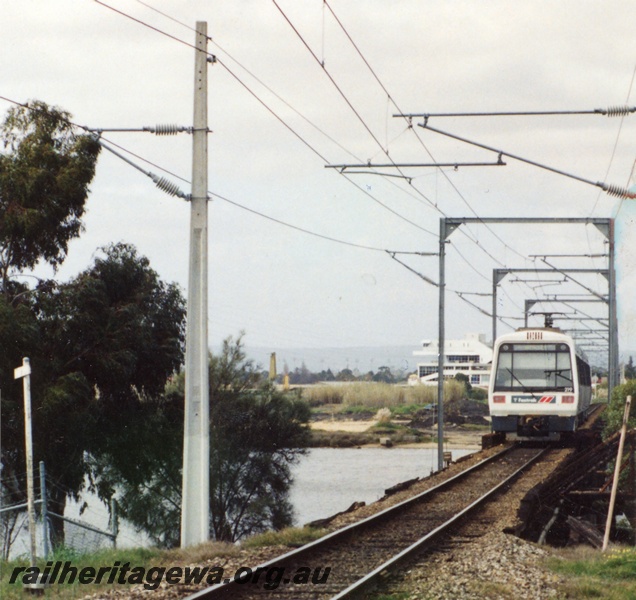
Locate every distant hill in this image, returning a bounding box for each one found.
[243,345,418,376]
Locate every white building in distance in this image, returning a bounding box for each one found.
[411,333,493,388]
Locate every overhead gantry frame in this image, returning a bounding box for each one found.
[436,217,616,470]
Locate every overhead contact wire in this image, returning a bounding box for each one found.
[95,0,437,236]
[321,0,537,287]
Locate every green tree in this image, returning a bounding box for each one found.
[0,101,186,550]
[603,380,636,440]
[336,368,355,382]
[94,336,311,547]
[289,361,319,385]
[625,356,636,380]
[0,100,100,287]
[453,372,471,397]
[373,366,395,383]
[0,243,186,546]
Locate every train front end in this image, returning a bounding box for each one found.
[488,328,588,439]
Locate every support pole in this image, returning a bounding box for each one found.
[110,498,119,549]
[437,219,447,471]
[181,20,210,548]
[39,461,49,558]
[603,395,631,551]
[608,219,618,401]
[492,276,497,345]
[14,358,36,566]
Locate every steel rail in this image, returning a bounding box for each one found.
[331,447,548,599]
[184,444,526,600]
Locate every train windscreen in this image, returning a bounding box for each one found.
[494,343,573,391]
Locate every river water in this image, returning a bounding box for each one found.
[289,447,474,526]
[8,447,475,557]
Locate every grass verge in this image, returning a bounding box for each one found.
[241,527,327,549]
[1,527,327,599]
[546,545,636,599]
[1,546,162,599]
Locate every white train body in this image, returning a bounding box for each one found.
[488,328,592,437]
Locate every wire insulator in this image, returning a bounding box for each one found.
[143,124,191,135]
[151,175,186,198]
[601,183,634,199]
[156,124,181,135]
[598,106,636,117]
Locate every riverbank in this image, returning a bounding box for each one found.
[309,417,486,450]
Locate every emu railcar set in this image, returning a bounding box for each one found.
[488,327,592,439]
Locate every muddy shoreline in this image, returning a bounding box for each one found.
[309,418,486,450]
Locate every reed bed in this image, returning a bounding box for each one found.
[302,380,466,409]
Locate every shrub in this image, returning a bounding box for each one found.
[603,380,636,439]
[375,407,392,424]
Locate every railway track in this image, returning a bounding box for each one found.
[185,444,549,600]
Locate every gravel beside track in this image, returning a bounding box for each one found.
[374,446,575,600]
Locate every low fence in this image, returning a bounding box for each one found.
[0,461,117,560]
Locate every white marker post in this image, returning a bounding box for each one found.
[14,357,37,567]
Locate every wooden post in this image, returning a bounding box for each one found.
[603,395,631,551]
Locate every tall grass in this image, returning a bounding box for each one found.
[303,381,466,409]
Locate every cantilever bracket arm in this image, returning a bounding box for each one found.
[418,122,635,199]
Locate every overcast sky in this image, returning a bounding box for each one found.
[3,1,635,363]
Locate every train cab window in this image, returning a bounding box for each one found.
[494,343,573,391]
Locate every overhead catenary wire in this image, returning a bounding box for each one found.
[611,63,636,219]
[0,93,432,254]
[397,106,636,119]
[108,2,622,316]
[272,0,517,252]
[280,2,553,328]
[270,0,398,174]
[419,121,636,199]
[3,5,620,356]
[277,5,544,318]
[319,0,547,295]
[92,0,438,237]
[118,0,542,305]
[94,137,190,200]
[69,3,612,332]
[86,124,195,135]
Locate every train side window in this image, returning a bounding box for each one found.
[576,356,591,387]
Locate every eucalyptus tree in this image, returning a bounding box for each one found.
[0,100,100,290]
[0,101,188,547]
[0,243,186,545]
[94,337,311,547]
